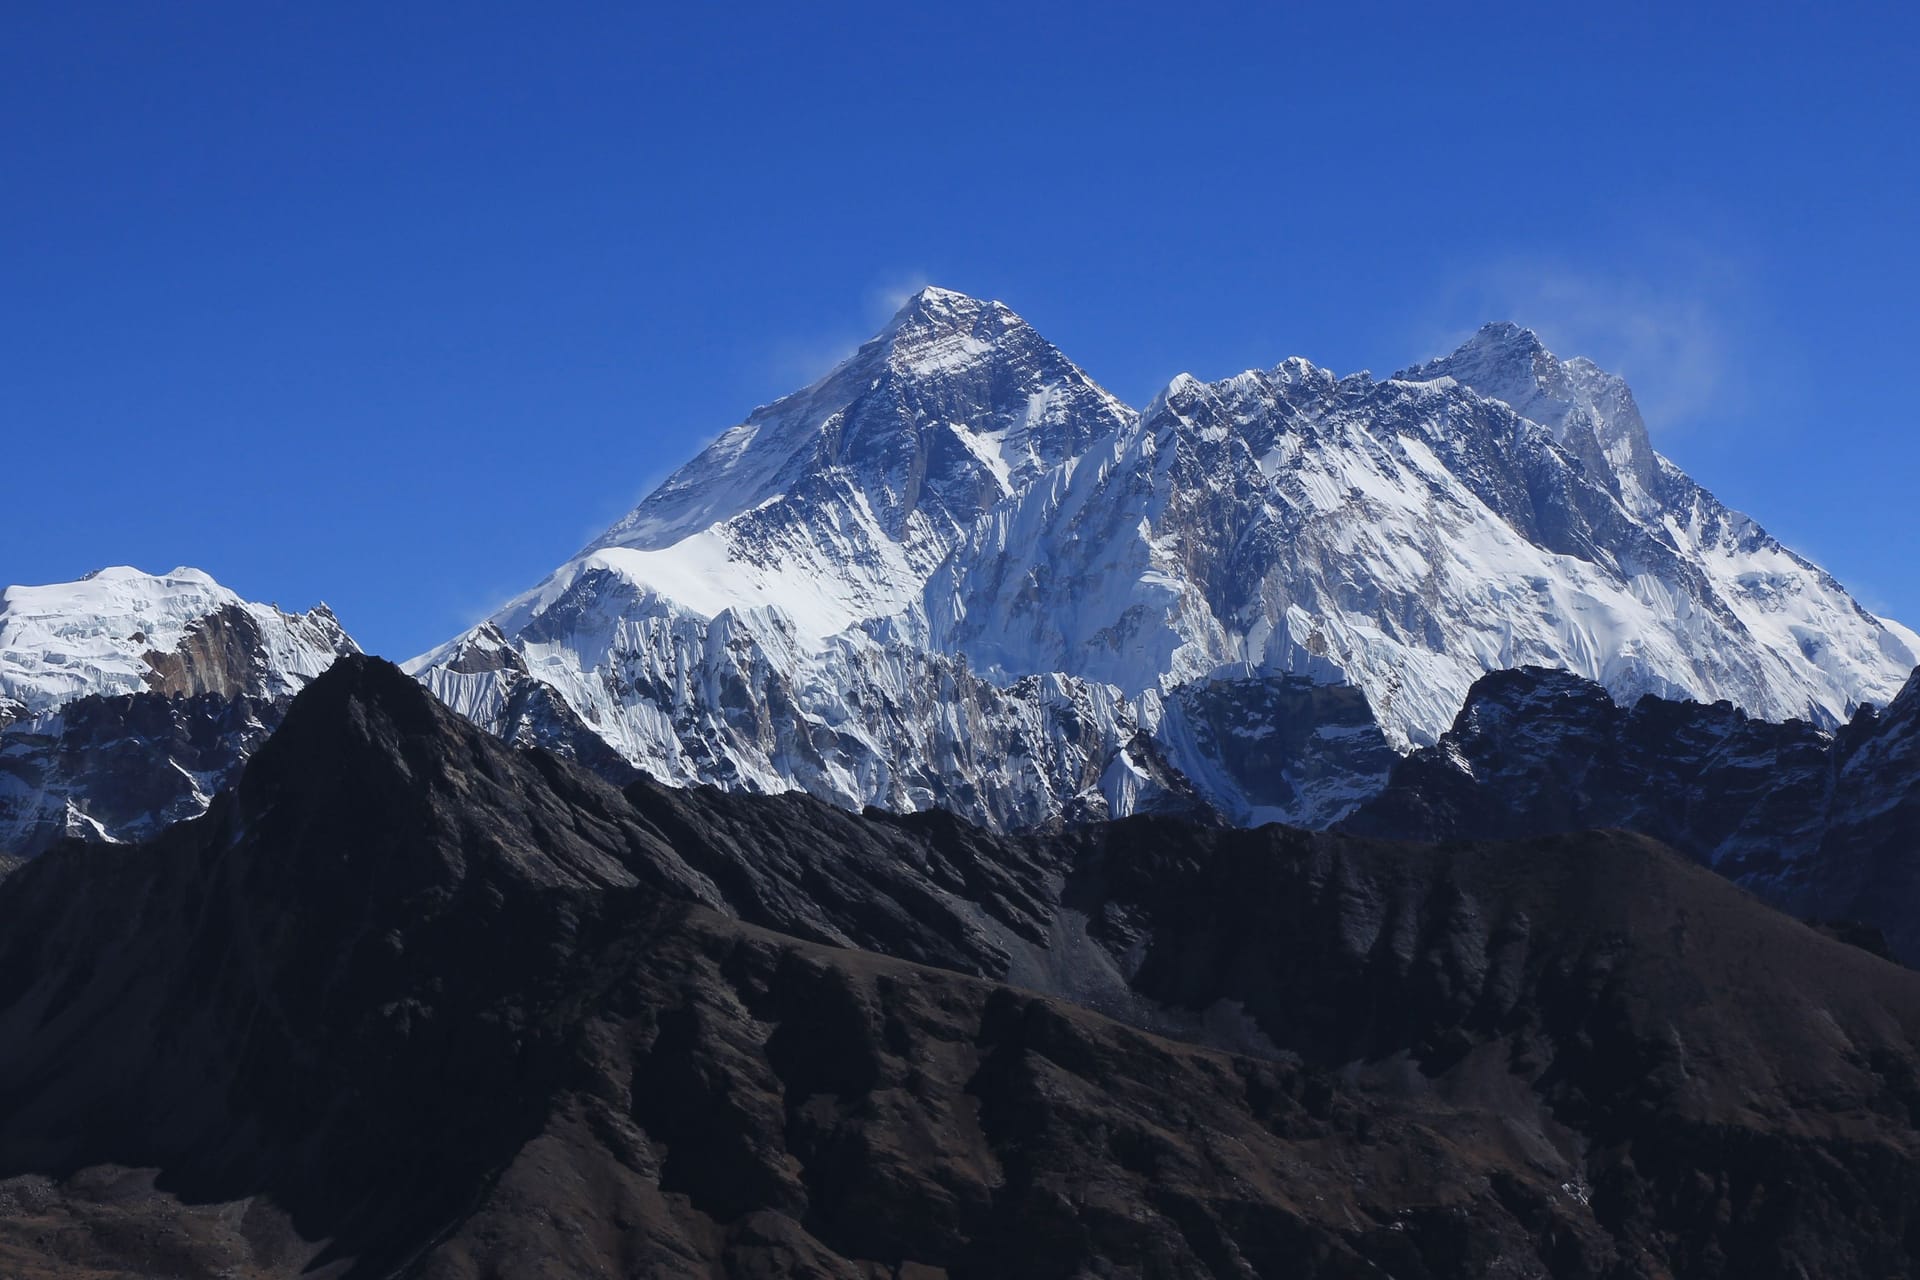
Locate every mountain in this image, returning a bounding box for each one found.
[937,321,1914,743]
[7,657,1920,1276]
[0,565,357,853]
[0,565,351,716]
[411,288,1396,829]
[1344,661,1920,961]
[412,290,1916,828]
[1409,323,1920,716]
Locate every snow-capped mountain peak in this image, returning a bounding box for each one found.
[1403,322,1661,513]
[414,287,1140,673]
[589,286,1133,556]
[0,565,362,855]
[880,284,1024,372]
[0,565,357,719]
[412,297,1918,830]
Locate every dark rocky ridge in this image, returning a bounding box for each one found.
[5,658,1920,1276]
[1343,663,1920,961]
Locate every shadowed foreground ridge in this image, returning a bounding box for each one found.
[4,658,1920,1277]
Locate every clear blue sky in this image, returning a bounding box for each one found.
[6,3,1918,658]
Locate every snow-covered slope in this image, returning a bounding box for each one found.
[0,566,358,852]
[1412,325,1915,733]
[0,565,354,718]
[940,330,1916,748]
[506,284,1137,652]
[413,291,1916,827]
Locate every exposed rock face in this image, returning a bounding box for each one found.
[1401,319,1664,516]
[412,291,1916,831]
[418,616,1208,832]
[141,602,285,699]
[1154,675,1394,826]
[0,567,358,855]
[0,689,280,855]
[1342,665,1833,857]
[1793,674,1920,957]
[5,658,1920,1276]
[1344,662,1920,961]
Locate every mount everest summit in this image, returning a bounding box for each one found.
[407,286,1917,828]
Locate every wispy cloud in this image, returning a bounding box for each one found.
[764,333,865,388]
[762,269,935,388]
[870,271,933,318]
[1419,248,1754,435]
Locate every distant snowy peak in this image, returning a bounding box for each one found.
[0,565,358,717]
[411,287,1141,670]
[411,287,1918,831]
[589,285,1134,556]
[0,565,362,855]
[1403,322,1661,513]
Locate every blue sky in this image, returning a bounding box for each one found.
[6,3,1918,658]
